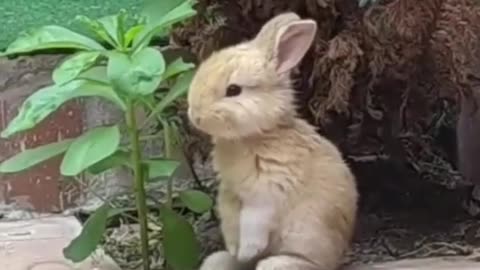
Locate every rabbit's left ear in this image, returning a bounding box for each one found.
[274,19,317,74]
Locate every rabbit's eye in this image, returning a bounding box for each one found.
[226,84,242,97]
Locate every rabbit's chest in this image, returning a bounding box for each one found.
[212,142,258,186]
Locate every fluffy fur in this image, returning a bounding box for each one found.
[188,12,359,270]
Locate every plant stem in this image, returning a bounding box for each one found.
[126,101,150,270]
[139,133,163,141]
[163,119,174,209]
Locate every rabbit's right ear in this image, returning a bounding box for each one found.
[273,19,317,74]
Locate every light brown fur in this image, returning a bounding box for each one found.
[188,12,358,270]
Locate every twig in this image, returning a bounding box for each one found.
[347,154,390,162]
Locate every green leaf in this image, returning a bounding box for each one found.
[169,69,195,97]
[160,205,201,270]
[63,203,111,262]
[75,15,117,47]
[124,25,145,46]
[73,80,126,110]
[166,121,184,160]
[144,159,180,180]
[98,11,127,48]
[107,48,165,96]
[139,95,157,112]
[115,11,128,47]
[133,0,197,50]
[163,119,174,158]
[179,190,213,214]
[77,10,128,48]
[60,126,120,176]
[150,69,195,116]
[2,25,105,56]
[108,207,136,219]
[77,66,110,84]
[0,139,74,173]
[53,52,101,85]
[142,0,190,24]
[0,80,126,138]
[87,150,131,175]
[163,57,195,81]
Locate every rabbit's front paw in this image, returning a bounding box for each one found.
[236,236,268,263]
[226,243,238,257]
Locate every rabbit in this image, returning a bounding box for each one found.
[187,12,359,270]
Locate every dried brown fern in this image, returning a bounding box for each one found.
[173,0,480,189]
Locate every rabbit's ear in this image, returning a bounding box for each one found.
[253,13,300,51]
[274,19,317,74]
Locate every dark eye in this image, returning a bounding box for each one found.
[226,84,242,97]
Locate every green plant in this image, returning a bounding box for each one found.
[0,1,213,270]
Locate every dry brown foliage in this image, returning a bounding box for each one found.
[173,0,480,191]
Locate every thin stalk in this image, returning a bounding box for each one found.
[140,96,174,208]
[126,101,150,270]
[162,119,174,208]
[139,133,163,141]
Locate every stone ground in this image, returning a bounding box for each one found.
[347,256,480,270]
[0,215,120,270]
[1,215,479,270]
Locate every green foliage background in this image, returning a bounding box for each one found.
[0,0,141,49]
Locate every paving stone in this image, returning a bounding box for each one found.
[346,255,480,270]
[0,215,120,270]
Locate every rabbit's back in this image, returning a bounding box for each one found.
[273,120,357,268]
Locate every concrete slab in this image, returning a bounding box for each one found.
[346,255,480,270]
[0,215,121,270]
[4,215,480,270]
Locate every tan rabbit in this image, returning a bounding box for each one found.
[187,12,359,270]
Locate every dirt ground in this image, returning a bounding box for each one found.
[348,205,479,264]
[344,166,480,267]
[96,157,480,269]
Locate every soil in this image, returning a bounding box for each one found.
[347,192,480,266]
[332,153,480,266]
